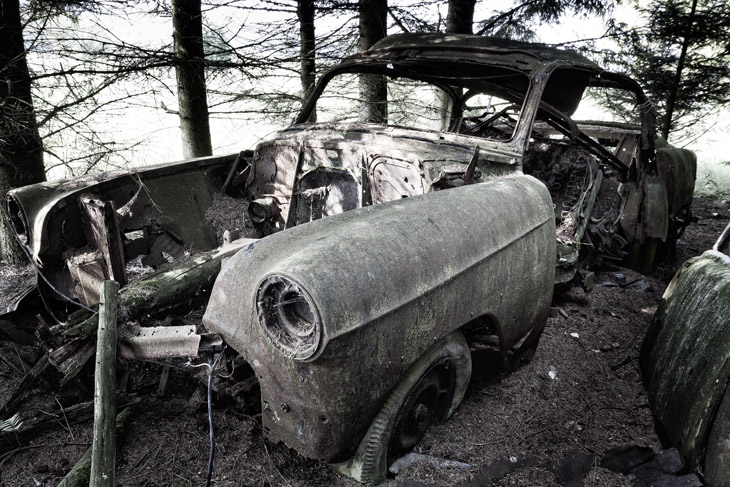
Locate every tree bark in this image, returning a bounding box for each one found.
[1,0,45,264]
[439,0,476,128]
[1,169,25,264]
[445,0,477,34]
[359,0,388,123]
[660,0,698,141]
[298,0,316,122]
[172,0,213,159]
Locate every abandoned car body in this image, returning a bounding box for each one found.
[203,176,555,483]
[4,34,696,483]
[641,221,730,487]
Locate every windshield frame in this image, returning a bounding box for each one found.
[294,60,532,144]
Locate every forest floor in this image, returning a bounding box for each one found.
[0,195,728,487]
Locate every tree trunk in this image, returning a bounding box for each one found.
[445,0,476,34]
[358,0,388,124]
[298,0,316,122]
[661,0,698,141]
[1,0,45,264]
[439,0,476,128]
[1,169,25,264]
[172,0,212,159]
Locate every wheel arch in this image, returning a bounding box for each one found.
[334,330,472,485]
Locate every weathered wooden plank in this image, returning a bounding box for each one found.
[81,199,127,286]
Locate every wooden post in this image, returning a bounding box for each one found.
[90,280,119,487]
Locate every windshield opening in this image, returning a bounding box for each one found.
[308,64,530,142]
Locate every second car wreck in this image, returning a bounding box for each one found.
[641,221,730,487]
[3,33,696,484]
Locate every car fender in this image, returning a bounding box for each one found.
[203,174,556,461]
[641,249,730,463]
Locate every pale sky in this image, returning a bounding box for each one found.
[34,1,729,185]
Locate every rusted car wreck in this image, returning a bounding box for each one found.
[4,34,695,484]
[642,221,730,487]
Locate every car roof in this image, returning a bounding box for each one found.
[299,33,647,125]
[361,33,601,72]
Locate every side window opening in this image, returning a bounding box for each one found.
[573,86,642,169]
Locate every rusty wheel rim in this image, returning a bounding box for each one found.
[389,358,456,461]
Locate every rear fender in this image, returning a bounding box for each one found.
[641,250,730,463]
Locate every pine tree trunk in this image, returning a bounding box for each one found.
[445,0,476,34]
[439,0,476,128]
[1,0,45,265]
[298,0,316,122]
[0,169,26,264]
[358,0,388,124]
[661,0,698,141]
[172,0,213,159]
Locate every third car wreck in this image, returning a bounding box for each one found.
[4,33,697,484]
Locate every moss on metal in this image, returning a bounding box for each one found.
[641,250,730,463]
[203,175,556,462]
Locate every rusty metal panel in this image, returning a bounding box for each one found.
[118,325,202,360]
[5,154,240,314]
[203,174,555,461]
[641,248,730,463]
[7,154,238,265]
[641,175,669,241]
[656,142,697,217]
[619,182,640,242]
[66,251,105,307]
[705,379,730,487]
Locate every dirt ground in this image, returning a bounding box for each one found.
[0,195,728,487]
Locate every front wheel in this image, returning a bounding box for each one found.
[334,331,472,485]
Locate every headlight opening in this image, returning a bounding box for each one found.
[257,276,321,360]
